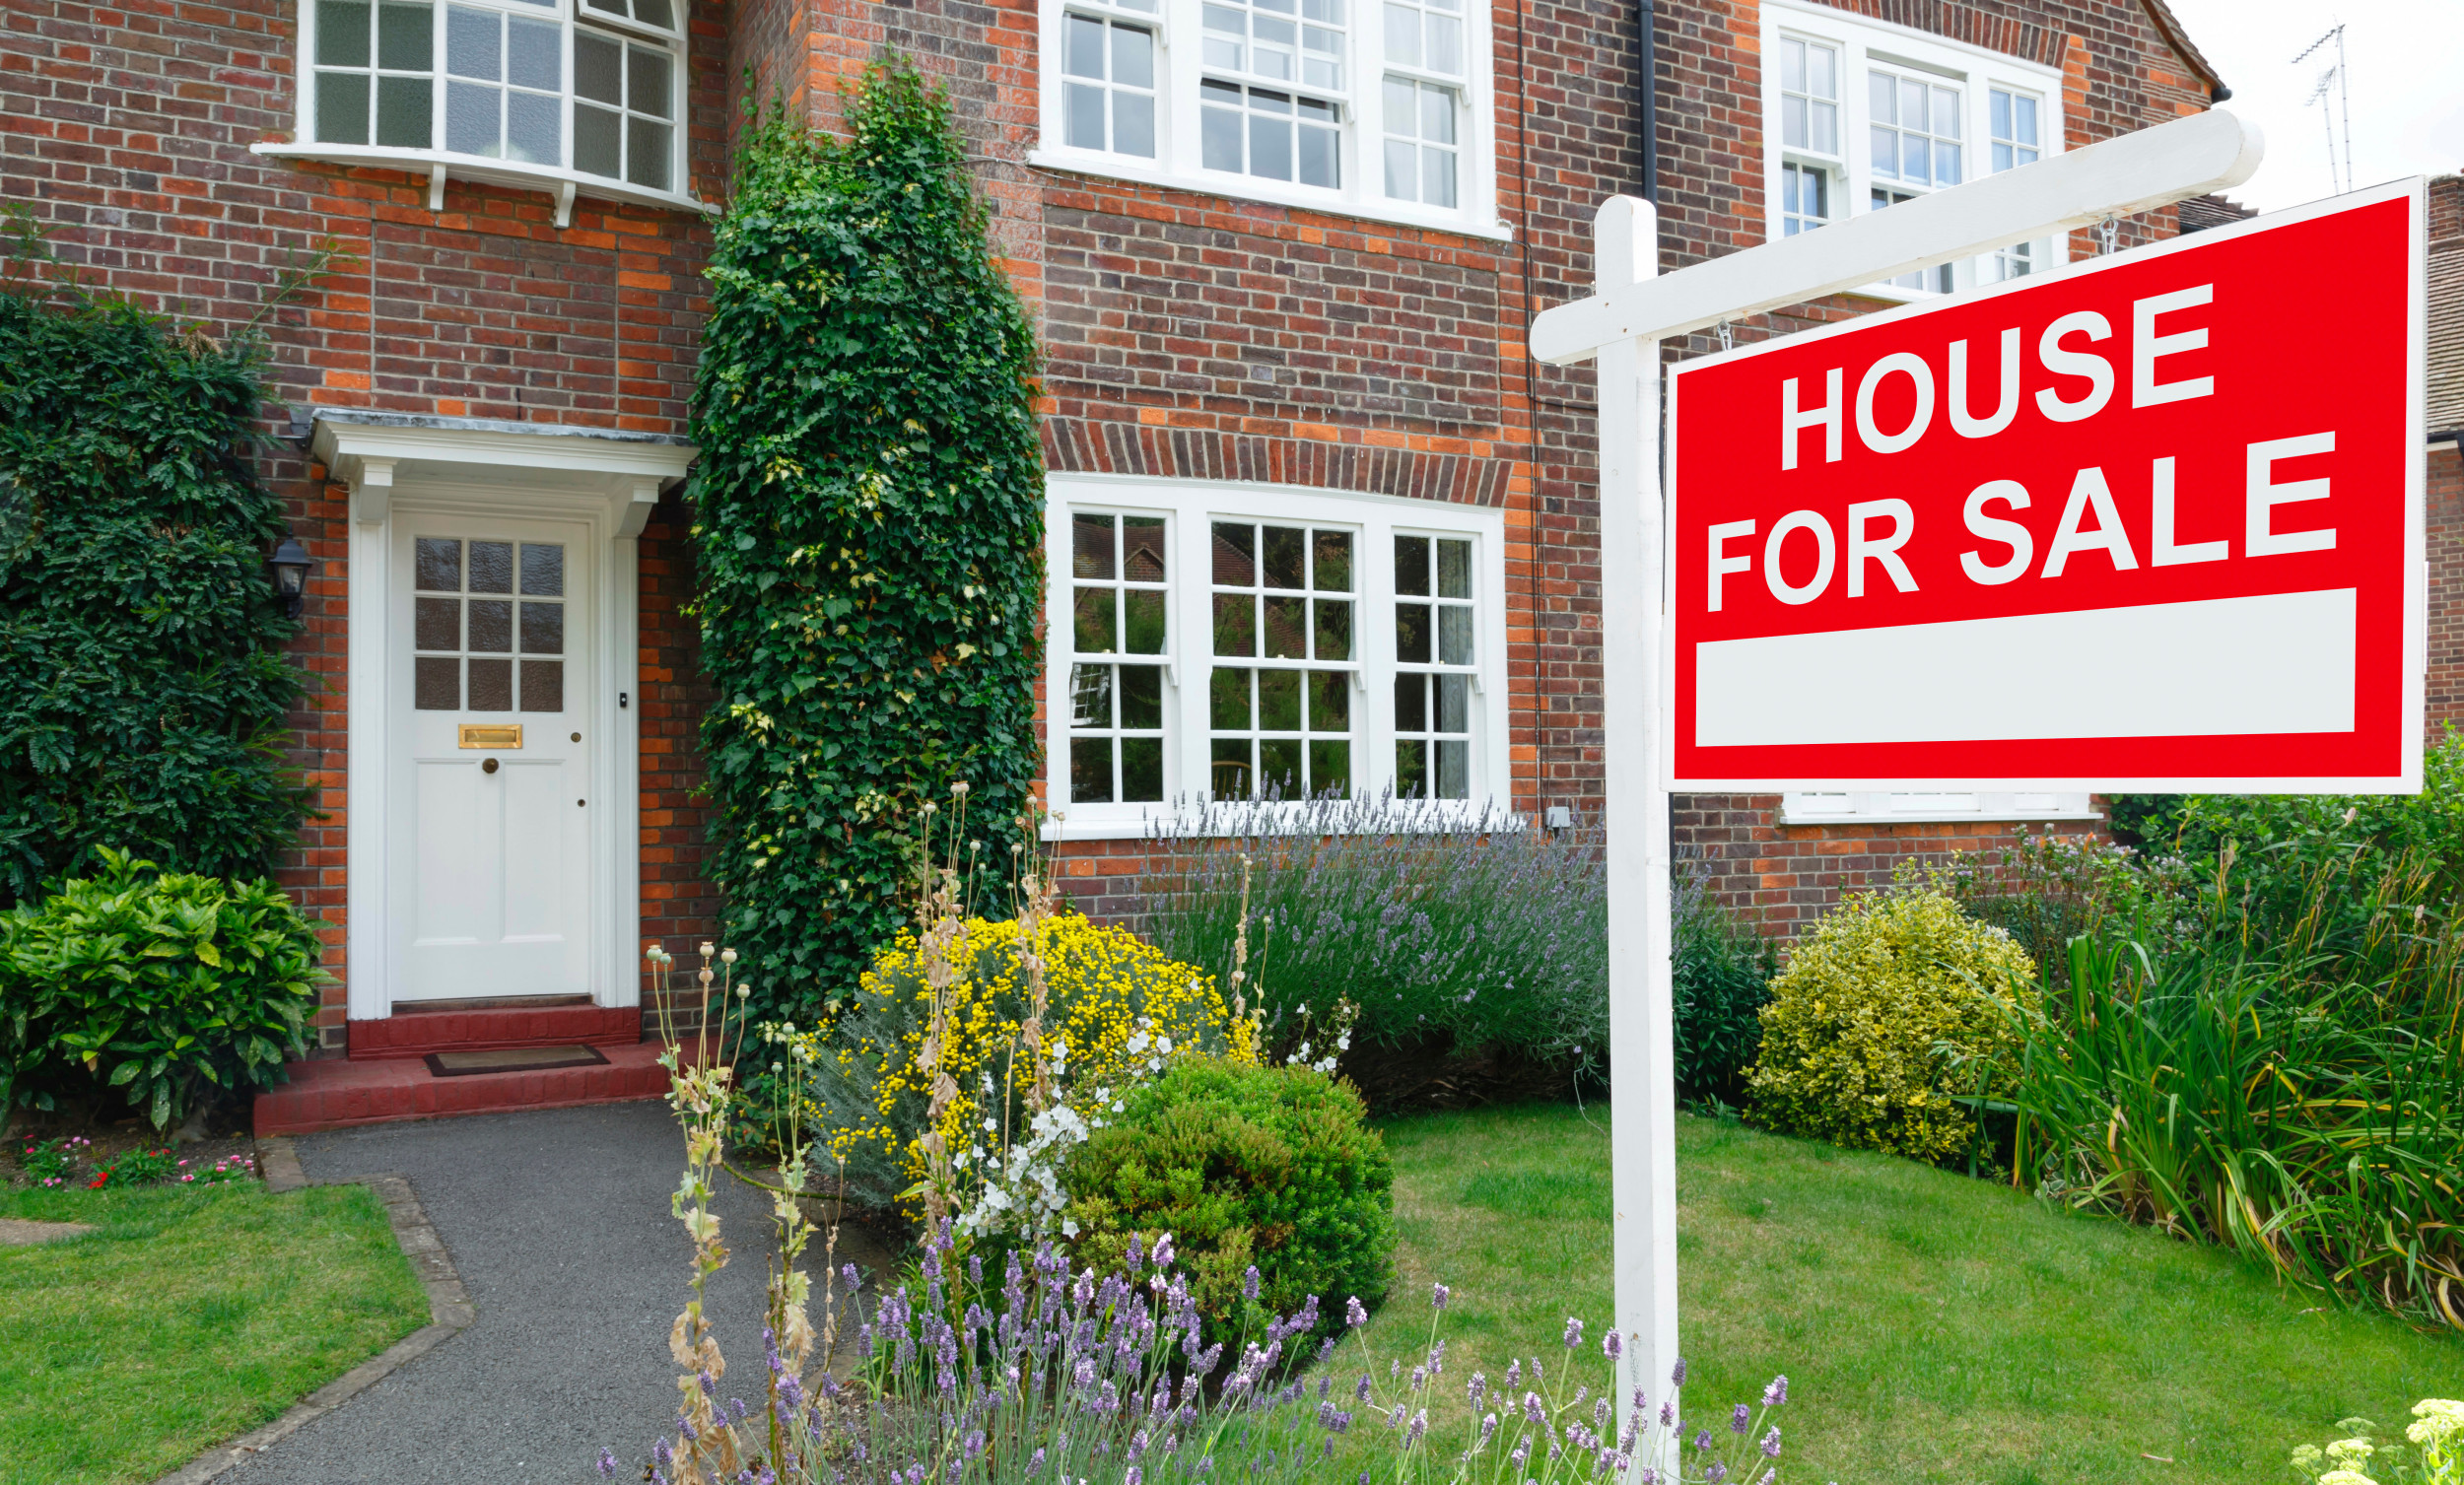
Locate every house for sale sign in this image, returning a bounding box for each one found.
[1667,181,2427,792]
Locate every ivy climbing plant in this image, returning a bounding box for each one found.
[692,66,1046,1016]
[0,215,315,906]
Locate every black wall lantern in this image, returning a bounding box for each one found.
[270,533,317,619]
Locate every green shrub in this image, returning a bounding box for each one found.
[0,848,324,1127]
[0,215,314,907]
[1061,1056,1395,1340]
[1671,866,1776,1106]
[691,66,1044,1019]
[1745,889,2037,1164]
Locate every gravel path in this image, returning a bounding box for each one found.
[227,1102,858,1485]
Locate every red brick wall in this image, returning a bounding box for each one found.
[1675,794,2110,936]
[2430,443,2464,745]
[1,0,730,1043]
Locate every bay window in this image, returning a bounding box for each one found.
[1046,476,1508,837]
[1761,0,2062,298]
[260,0,698,223]
[1033,0,1500,236]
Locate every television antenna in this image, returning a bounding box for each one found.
[2293,23,2353,195]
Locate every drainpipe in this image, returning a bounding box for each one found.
[1638,0,1658,206]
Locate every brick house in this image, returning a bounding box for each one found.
[2,0,2247,1120]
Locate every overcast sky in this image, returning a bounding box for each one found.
[2161,0,2464,212]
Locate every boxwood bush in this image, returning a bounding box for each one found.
[1061,1056,1395,1341]
[0,848,323,1128]
[1745,888,2037,1164]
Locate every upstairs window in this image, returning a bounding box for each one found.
[1035,0,1498,236]
[283,0,693,215]
[1759,2,2063,299]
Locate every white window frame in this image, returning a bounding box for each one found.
[1043,473,1510,840]
[254,0,709,227]
[1780,791,2099,826]
[1759,0,2064,303]
[1029,0,1507,240]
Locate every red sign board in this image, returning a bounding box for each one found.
[1666,182,2427,791]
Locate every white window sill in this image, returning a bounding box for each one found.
[1025,147,1514,241]
[1044,797,1529,842]
[250,143,716,227]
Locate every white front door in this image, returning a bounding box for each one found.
[387,516,594,1002]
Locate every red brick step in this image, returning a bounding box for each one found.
[347,1002,642,1060]
[253,1040,685,1135]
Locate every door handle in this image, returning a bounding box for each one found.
[482,757,499,775]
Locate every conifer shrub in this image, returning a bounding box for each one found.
[691,67,1044,1017]
[1061,1056,1396,1341]
[1745,889,2037,1163]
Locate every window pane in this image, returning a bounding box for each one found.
[1425,14,1458,73]
[1211,668,1251,728]
[576,31,621,103]
[1069,663,1113,727]
[629,45,672,118]
[1782,94,1805,150]
[1309,739,1349,798]
[519,600,563,654]
[1212,739,1254,797]
[2016,95,2038,145]
[1259,738,1302,796]
[576,105,621,176]
[520,658,564,712]
[1066,13,1106,77]
[1263,595,1306,659]
[445,5,498,78]
[1072,512,1117,578]
[415,596,460,650]
[1934,87,1959,137]
[1812,100,1835,154]
[1394,673,1426,731]
[1436,537,1470,597]
[1202,101,1244,171]
[1249,111,1291,180]
[1309,670,1349,731]
[1073,586,1118,652]
[445,79,499,155]
[468,656,513,710]
[416,537,462,591]
[1258,669,1301,730]
[1213,593,1256,655]
[507,90,559,165]
[635,0,673,24]
[1990,89,2011,142]
[1298,118,1337,188]
[1436,672,1468,731]
[628,117,672,189]
[1121,738,1164,802]
[1384,2,1417,62]
[1869,70,1892,121]
[1113,24,1154,87]
[508,15,558,87]
[1395,737,1426,796]
[1123,516,1166,580]
[1211,521,1255,584]
[1810,43,1834,98]
[1313,597,1351,660]
[1434,738,1468,798]
[1396,603,1430,663]
[1780,37,1803,94]
[1437,605,1472,664]
[415,655,459,710]
[315,72,373,144]
[1067,83,1107,151]
[1871,127,1896,179]
[318,0,372,65]
[377,1,431,67]
[1123,589,1166,653]
[467,598,513,652]
[1262,526,1305,588]
[468,541,513,592]
[1120,665,1163,728]
[1071,736,1115,804]
[1395,534,1429,595]
[376,75,433,147]
[1935,139,1960,185]
[1422,148,1454,208]
[1384,138,1416,200]
[1115,93,1155,158]
[519,544,563,596]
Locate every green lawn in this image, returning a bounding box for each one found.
[0,1181,430,1485]
[1350,1104,2461,1485]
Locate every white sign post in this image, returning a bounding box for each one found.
[1536,108,2266,1456]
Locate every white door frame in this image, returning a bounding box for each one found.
[313,413,697,1020]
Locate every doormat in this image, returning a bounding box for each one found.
[423,1045,611,1077]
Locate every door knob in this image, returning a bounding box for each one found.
[482,757,499,775]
